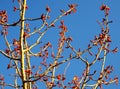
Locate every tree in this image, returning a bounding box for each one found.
[0,0,118,89]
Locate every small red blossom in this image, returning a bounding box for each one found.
[114,77,118,85]
[41,14,46,21]
[5,49,10,55]
[59,31,64,37]
[100,4,110,11]
[13,38,19,46]
[105,6,110,11]
[46,6,51,12]
[13,6,17,12]
[105,6,110,15]
[46,42,52,47]
[100,4,110,15]
[107,35,112,42]
[18,0,21,3]
[0,75,4,81]
[59,20,67,32]
[68,4,78,13]
[25,69,32,75]
[57,75,61,80]
[0,10,8,24]
[62,76,66,81]
[25,5,28,10]
[100,4,106,10]
[7,64,11,69]
[23,32,30,38]
[66,37,73,42]
[112,47,118,53]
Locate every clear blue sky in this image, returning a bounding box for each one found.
[0,0,120,89]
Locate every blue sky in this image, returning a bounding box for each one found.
[0,0,120,89]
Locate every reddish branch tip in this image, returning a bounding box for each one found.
[25,69,33,75]
[67,4,78,15]
[41,14,46,21]
[25,5,28,10]
[100,4,106,10]
[100,4,110,15]
[5,49,10,55]
[0,75,4,81]
[100,4,110,11]
[57,75,61,80]
[46,5,51,12]
[18,0,21,3]
[7,64,11,69]
[13,6,17,12]
[0,10,8,24]
[112,47,118,53]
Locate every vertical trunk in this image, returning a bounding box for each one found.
[25,40,32,89]
[20,0,27,89]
